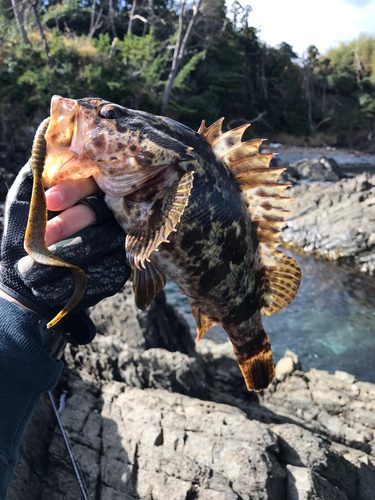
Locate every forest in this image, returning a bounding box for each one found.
[1,0,375,150]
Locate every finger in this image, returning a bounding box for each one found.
[46,177,99,211]
[45,204,96,246]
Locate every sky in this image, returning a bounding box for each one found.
[240,0,375,57]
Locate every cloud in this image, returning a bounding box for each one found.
[243,0,375,56]
[342,0,374,7]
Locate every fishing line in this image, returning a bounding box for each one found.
[48,391,92,500]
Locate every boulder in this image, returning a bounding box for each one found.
[281,172,375,274]
[278,156,343,185]
[274,350,301,382]
[8,280,375,500]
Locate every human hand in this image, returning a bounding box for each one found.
[0,162,130,344]
[45,176,98,246]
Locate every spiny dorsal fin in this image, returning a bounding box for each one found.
[199,118,301,316]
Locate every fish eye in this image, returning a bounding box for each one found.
[99,105,126,119]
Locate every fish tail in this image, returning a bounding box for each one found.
[232,330,275,391]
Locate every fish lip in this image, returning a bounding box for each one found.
[45,96,78,150]
[51,95,77,122]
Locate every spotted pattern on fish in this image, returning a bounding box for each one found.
[42,95,301,391]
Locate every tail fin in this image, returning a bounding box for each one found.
[232,331,275,391]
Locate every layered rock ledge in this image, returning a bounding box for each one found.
[9,285,375,500]
[277,157,375,275]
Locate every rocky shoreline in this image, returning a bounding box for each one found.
[9,285,375,500]
[275,157,375,276]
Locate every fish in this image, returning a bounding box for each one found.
[36,95,302,391]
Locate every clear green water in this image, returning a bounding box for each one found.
[164,249,375,382]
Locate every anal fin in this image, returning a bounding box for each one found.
[190,304,218,341]
[132,260,167,310]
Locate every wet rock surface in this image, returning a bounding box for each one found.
[281,171,375,275]
[9,287,375,500]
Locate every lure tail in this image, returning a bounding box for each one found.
[24,117,87,329]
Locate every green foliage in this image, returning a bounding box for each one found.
[43,0,80,24]
[173,51,206,90]
[1,0,375,146]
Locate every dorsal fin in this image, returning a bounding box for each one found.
[198,119,302,316]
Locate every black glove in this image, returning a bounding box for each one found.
[0,162,131,347]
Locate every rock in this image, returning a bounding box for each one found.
[271,423,358,499]
[278,156,343,185]
[335,371,357,385]
[286,465,349,500]
[349,408,375,429]
[195,339,235,360]
[274,350,301,382]
[90,281,195,356]
[281,172,375,274]
[311,389,350,413]
[118,347,209,398]
[9,286,375,500]
[367,232,375,247]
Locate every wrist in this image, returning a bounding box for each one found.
[0,285,67,360]
[0,288,34,312]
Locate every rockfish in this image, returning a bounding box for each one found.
[37,95,302,391]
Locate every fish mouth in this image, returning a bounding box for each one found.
[45,96,78,150]
[43,96,100,187]
[45,95,89,156]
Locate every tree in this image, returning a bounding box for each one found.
[31,0,54,67]
[11,0,30,44]
[161,0,202,114]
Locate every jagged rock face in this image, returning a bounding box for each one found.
[89,281,196,356]
[282,172,375,275]
[8,281,375,500]
[277,156,343,185]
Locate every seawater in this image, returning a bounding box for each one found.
[164,249,375,383]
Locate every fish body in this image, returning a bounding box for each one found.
[42,95,302,391]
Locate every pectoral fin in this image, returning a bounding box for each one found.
[127,171,194,309]
[199,118,302,315]
[132,260,167,310]
[126,171,194,271]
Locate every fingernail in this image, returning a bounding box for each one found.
[46,189,63,210]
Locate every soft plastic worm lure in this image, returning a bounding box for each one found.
[24,117,88,328]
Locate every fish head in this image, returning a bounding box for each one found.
[44,95,195,196]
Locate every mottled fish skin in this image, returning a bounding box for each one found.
[44,96,278,390]
[100,113,266,355]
